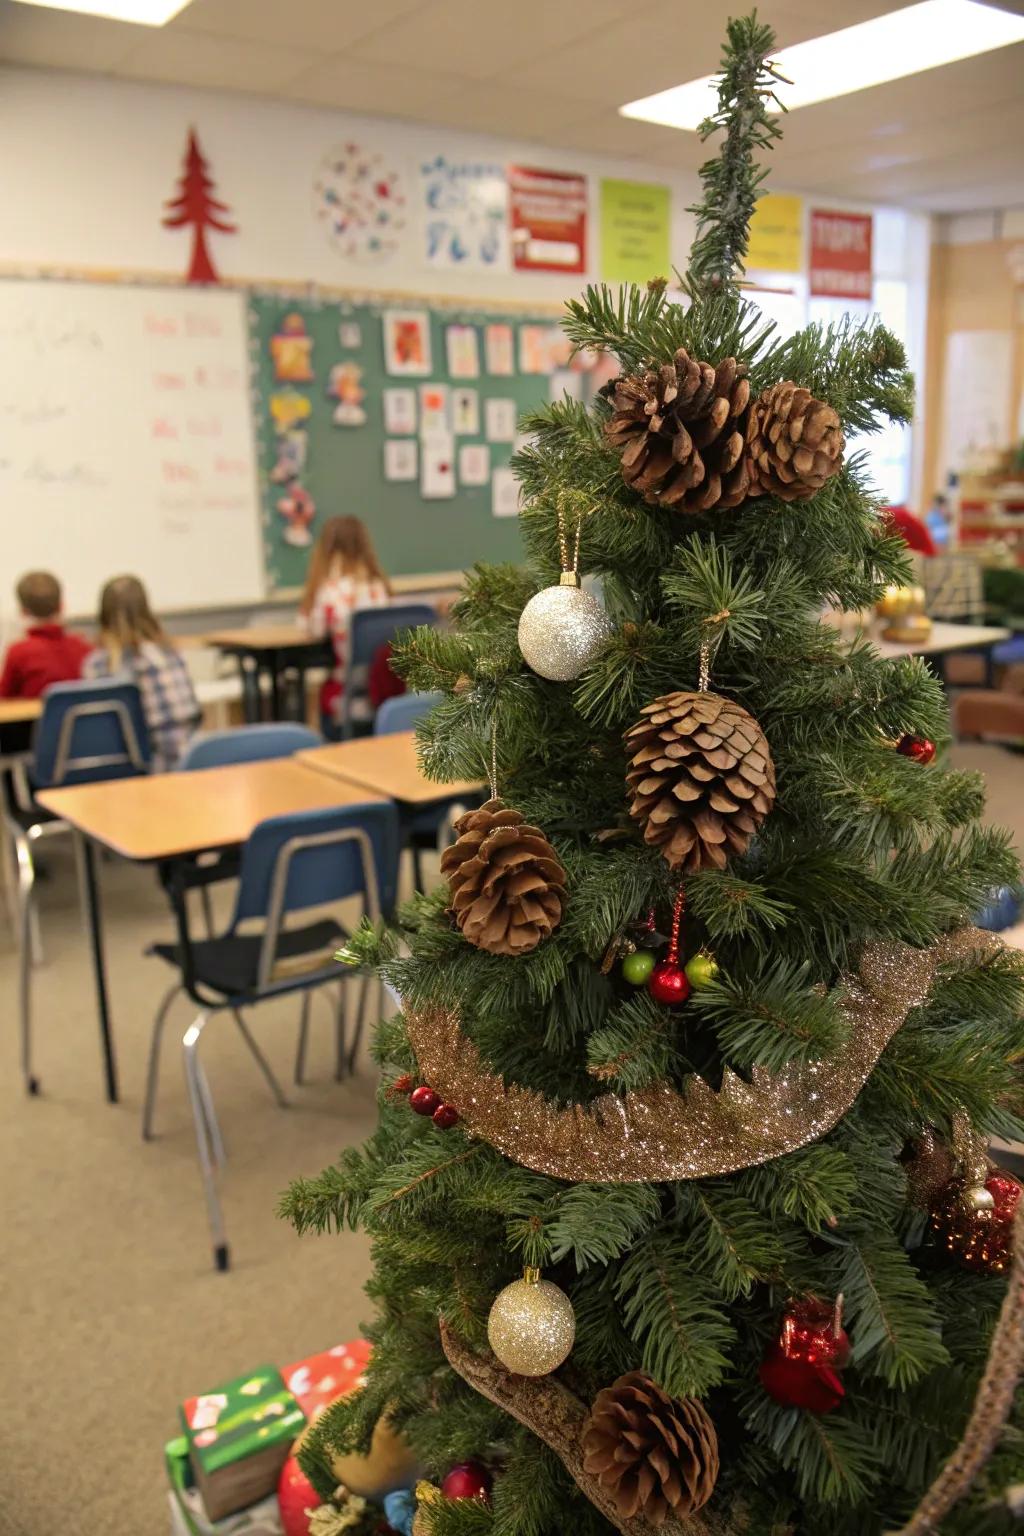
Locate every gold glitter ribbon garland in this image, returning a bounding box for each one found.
[406,928,998,1182]
[890,1200,1024,1536]
[438,1320,715,1536]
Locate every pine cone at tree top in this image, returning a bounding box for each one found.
[605,349,751,513]
[440,798,566,957]
[745,380,844,503]
[581,1371,719,1525]
[625,691,775,873]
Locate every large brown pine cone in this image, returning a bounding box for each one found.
[745,380,844,502]
[605,349,751,513]
[581,1371,719,1525]
[440,798,566,956]
[625,691,775,873]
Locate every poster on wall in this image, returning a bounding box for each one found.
[485,397,517,443]
[419,383,450,435]
[599,179,670,285]
[383,386,417,435]
[421,434,456,498]
[452,387,480,436]
[484,323,515,376]
[809,209,873,299]
[312,142,407,264]
[518,324,557,375]
[459,443,491,486]
[384,439,418,482]
[509,166,587,273]
[421,155,509,269]
[446,323,480,379]
[747,193,803,273]
[492,467,520,518]
[383,310,432,376]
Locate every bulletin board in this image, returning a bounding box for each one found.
[248,293,595,589]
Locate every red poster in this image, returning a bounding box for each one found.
[809,209,873,300]
[509,166,587,273]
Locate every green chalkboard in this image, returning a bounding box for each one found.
[248,293,586,590]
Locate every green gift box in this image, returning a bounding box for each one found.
[180,1365,304,1521]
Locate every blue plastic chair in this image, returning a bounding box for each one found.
[374,690,480,890]
[338,604,438,738]
[178,723,321,772]
[142,799,399,1269]
[4,680,151,1096]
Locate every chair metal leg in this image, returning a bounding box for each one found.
[411,841,425,894]
[346,973,371,1074]
[141,982,183,1140]
[199,884,215,939]
[334,981,347,1082]
[195,1057,227,1167]
[231,1008,288,1108]
[182,1012,230,1271]
[17,840,38,1096]
[294,992,312,1086]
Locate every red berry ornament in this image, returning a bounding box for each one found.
[647,888,690,1007]
[897,733,936,765]
[759,1352,845,1414]
[441,1460,492,1502]
[433,1102,460,1130]
[410,1085,441,1116]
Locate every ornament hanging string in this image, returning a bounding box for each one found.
[488,714,499,800]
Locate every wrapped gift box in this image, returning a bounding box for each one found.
[180,1367,304,1521]
[165,1438,283,1536]
[281,1339,371,1425]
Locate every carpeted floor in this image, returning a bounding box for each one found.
[0,743,1021,1536]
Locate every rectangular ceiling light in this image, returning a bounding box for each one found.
[10,0,191,22]
[621,0,1024,130]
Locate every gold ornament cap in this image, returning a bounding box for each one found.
[559,570,581,588]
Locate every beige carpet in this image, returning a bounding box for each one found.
[0,744,1020,1536]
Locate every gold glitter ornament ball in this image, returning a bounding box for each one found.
[518,578,613,682]
[487,1269,576,1376]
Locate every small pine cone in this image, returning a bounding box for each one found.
[745,380,844,502]
[605,349,751,513]
[581,1371,719,1524]
[625,691,775,873]
[440,798,566,956]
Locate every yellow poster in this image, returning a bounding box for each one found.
[747,193,803,273]
[600,179,671,286]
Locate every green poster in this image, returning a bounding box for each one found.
[600,179,671,285]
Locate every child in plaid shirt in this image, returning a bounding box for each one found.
[83,576,200,772]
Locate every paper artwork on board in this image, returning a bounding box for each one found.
[327,362,367,426]
[270,312,315,382]
[312,142,407,264]
[338,319,362,348]
[269,430,308,484]
[491,467,520,518]
[419,383,450,436]
[277,484,316,545]
[519,324,559,375]
[484,323,515,376]
[421,155,509,270]
[459,443,490,486]
[484,397,517,443]
[550,367,584,403]
[452,387,480,436]
[384,439,418,482]
[446,324,480,379]
[383,310,432,376]
[269,390,313,434]
[421,433,456,498]
[383,387,417,435]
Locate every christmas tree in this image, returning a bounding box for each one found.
[282,17,1024,1535]
[162,127,236,284]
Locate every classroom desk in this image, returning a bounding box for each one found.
[204,627,332,724]
[35,760,385,1103]
[873,621,1009,664]
[297,732,485,806]
[0,698,43,726]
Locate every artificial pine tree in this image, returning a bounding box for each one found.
[282,16,1024,1535]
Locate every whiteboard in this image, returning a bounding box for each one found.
[0,280,264,616]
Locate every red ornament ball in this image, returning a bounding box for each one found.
[648,959,691,1007]
[432,1102,460,1130]
[410,1085,442,1116]
[277,1452,321,1536]
[897,733,936,765]
[759,1351,845,1414]
[782,1296,851,1370]
[441,1460,492,1502]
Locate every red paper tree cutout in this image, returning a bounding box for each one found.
[163,127,236,284]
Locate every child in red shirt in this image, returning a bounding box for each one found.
[0,571,92,699]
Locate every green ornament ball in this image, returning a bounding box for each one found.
[685,952,719,989]
[622,949,656,986]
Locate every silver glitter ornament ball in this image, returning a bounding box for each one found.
[518,578,613,683]
[487,1270,576,1376]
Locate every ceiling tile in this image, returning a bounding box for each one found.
[174,0,429,50]
[114,26,317,92]
[0,2,140,70]
[349,0,626,80]
[279,54,465,117]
